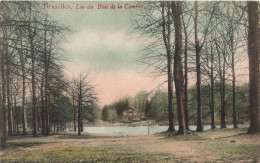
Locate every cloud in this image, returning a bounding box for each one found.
[63,28,146,72]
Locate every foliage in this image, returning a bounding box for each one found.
[50,89,73,126]
[187,83,249,125]
[82,106,101,122]
[135,90,148,113]
[150,91,168,122]
[102,98,129,121]
[102,106,119,122]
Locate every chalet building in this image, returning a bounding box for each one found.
[121,106,141,121]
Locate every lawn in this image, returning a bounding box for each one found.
[0,128,259,162]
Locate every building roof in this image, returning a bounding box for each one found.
[123,106,139,112]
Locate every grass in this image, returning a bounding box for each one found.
[0,128,259,162]
[1,146,181,163]
[207,143,260,161]
[158,130,209,141]
[164,133,209,141]
[4,135,55,149]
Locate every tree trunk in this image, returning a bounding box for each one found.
[19,40,27,135]
[13,90,17,135]
[80,120,83,132]
[16,122,19,135]
[28,3,38,137]
[172,1,186,135]
[230,25,238,129]
[0,80,3,150]
[210,48,215,129]
[194,1,203,132]
[45,88,50,136]
[37,98,40,131]
[31,56,37,137]
[215,38,225,129]
[232,60,238,128]
[41,76,45,134]
[43,24,50,136]
[0,30,6,147]
[221,49,227,128]
[4,24,12,136]
[162,2,174,132]
[0,30,5,149]
[218,54,225,129]
[78,79,82,135]
[182,11,190,131]
[78,101,81,135]
[247,1,260,134]
[73,93,76,132]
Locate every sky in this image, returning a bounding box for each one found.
[44,1,167,107]
[43,1,249,107]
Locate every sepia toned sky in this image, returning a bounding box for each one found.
[44,1,167,107]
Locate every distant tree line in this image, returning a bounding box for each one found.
[102,83,249,125]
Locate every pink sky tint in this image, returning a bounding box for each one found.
[63,61,167,107]
[91,70,166,107]
[64,57,249,108]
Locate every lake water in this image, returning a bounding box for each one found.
[67,124,248,135]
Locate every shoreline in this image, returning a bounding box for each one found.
[80,121,249,127]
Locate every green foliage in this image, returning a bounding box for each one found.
[102,83,249,124]
[102,105,119,122]
[82,105,101,122]
[150,91,168,122]
[236,84,249,123]
[135,90,148,113]
[50,90,73,125]
[92,108,102,121]
[187,83,249,124]
[114,99,129,116]
[25,102,33,129]
[145,99,152,117]
[12,106,22,125]
[102,98,130,121]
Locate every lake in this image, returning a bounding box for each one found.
[67,124,248,135]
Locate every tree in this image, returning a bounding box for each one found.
[49,87,73,133]
[0,10,5,148]
[161,1,175,132]
[247,1,260,134]
[0,81,4,149]
[1,4,13,136]
[181,2,193,131]
[134,91,147,114]
[194,1,203,132]
[72,73,97,135]
[150,91,168,122]
[102,106,118,122]
[172,1,187,134]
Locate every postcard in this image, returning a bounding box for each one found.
[0,1,259,162]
